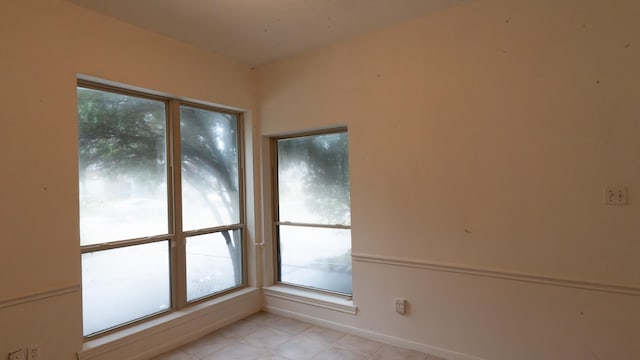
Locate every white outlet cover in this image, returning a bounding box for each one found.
[28,345,40,360]
[9,349,25,360]
[605,186,629,205]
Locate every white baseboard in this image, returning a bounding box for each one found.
[264,305,485,360]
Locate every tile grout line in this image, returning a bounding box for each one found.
[153,311,441,360]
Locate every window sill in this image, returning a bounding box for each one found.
[78,287,260,360]
[263,285,357,315]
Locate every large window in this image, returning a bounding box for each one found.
[273,130,351,294]
[78,82,244,337]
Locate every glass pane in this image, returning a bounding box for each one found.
[77,87,168,245]
[186,230,243,301]
[181,106,239,231]
[81,241,171,336]
[279,225,352,294]
[277,133,350,225]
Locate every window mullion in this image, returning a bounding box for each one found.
[183,223,245,238]
[169,99,187,309]
[275,221,351,230]
[80,235,173,253]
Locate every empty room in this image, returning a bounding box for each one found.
[1,0,639,359]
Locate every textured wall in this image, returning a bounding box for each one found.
[0,0,255,358]
[257,0,640,358]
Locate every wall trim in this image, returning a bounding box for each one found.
[0,284,81,310]
[264,305,484,360]
[352,253,640,297]
[263,285,357,315]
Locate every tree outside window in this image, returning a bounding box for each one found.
[274,131,352,295]
[78,84,244,337]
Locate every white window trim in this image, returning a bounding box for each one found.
[263,285,357,315]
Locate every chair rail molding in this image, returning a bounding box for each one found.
[0,284,82,310]
[351,253,640,297]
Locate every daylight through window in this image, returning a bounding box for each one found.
[77,82,244,337]
[274,130,352,294]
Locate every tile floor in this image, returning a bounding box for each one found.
[152,311,446,360]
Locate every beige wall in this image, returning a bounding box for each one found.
[257,0,640,359]
[0,0,255,358]
[1,0,639,359]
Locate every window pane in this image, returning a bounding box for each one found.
[181,106,239,231]
[277,133,350,225]
[81,241,171,336]
[279,225,352,294]
[186,230,242,301]
[77,87,168,245]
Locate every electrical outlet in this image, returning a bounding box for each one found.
[8,349,25,360]
[27,346,40,360]
[605,186,628,205]
[395,298,406,314]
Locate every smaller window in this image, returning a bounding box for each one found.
[273,130,352,295]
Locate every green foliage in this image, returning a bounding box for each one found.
[180,107,238,193]
[78,86,243,283]
[278,133,351,224]
[77,89,239,193]
[77,88,166,181]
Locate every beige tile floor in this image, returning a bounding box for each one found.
[152,311,447,360]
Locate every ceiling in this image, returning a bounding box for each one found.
[67,0,469,66]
